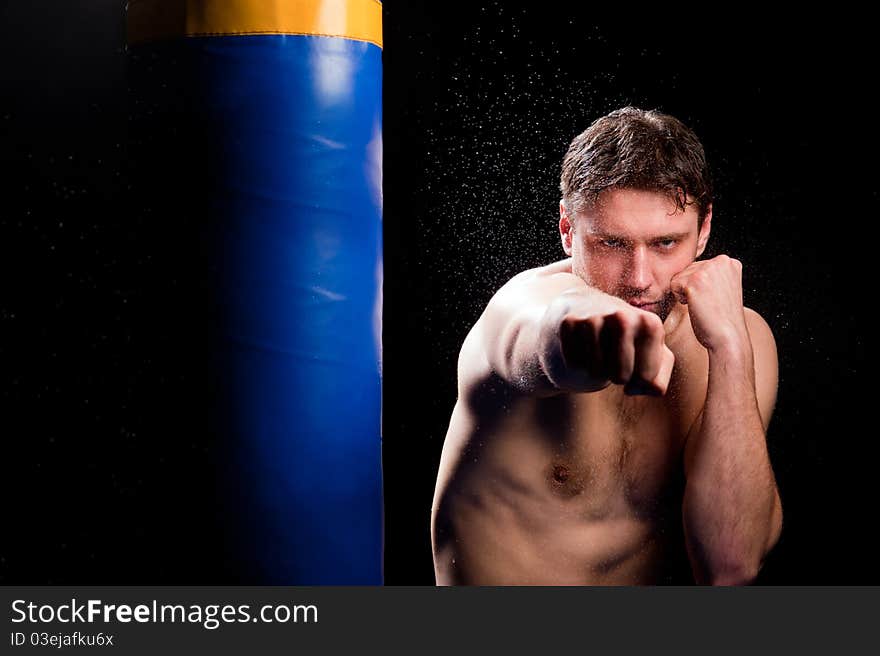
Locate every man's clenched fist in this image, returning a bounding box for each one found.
[670,254,750,353]
[547,292,676,396]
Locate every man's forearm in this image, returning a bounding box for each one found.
[682,341,782,585]
[503,287,608,396]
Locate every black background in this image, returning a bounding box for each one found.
[1,1,874,584]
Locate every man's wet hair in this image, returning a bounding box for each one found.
[560,107,713,229]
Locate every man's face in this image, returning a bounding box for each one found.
[560,187,711,322]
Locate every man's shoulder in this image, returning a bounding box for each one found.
[493,258,583,300]
[743,307,775,341]
[741,307,779,430]
[741,306,778,364]
[521,257,577,280]
[743,306,779,375]
[473,258,581,339]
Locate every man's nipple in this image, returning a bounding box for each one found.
[552,464,570,483]
[547,462,584,498]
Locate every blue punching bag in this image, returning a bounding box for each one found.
[127,0,384,584]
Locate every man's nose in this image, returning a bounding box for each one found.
[623,246,653,290]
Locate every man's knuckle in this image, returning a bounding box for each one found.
[560,316,578,333]
[606,310,628,328]
[585,316,602,334]
[640,313,662,334]
[622,312,642,334]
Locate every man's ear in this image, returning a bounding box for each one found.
[695,203,712,258]
[560,201,574,256]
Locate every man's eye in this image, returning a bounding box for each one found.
[600,239,623,248]
[656,240,677,249]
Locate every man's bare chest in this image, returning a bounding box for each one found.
[513,340,708,519]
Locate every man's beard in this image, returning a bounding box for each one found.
[616,290,676,322]
[654,292,676,322]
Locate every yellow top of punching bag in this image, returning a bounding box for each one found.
[128,0,383,48]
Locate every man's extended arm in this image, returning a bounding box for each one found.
[469,260,674,398]
[476,263,591,397]
[675,258,783,585]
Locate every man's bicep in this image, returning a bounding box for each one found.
[745,307,779,432]
[682,308,778,475]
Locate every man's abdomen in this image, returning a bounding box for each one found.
[431,396,690,585]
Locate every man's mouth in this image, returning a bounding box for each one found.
[628,300,659,309]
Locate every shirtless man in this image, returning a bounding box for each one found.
[431,107,783,585]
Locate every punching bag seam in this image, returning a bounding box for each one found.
[183,30,381,48]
